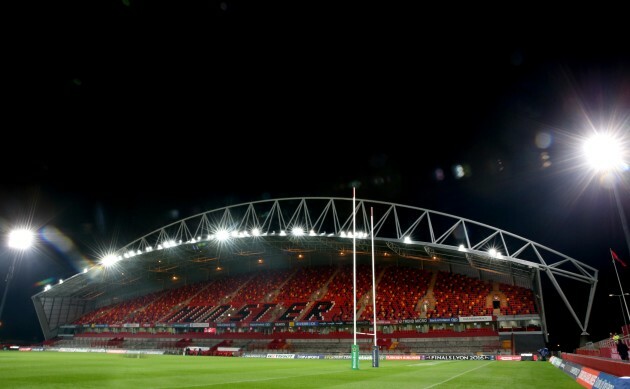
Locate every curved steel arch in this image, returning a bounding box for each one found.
[33,197,598,341]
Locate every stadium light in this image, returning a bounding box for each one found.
[583,133,630,258]
[584,133,630,327]
[0,228,35,326]
[8,229,34,250]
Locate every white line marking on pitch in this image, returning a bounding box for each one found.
[407,361,453,366]
[157,368,350,388]
[422,361,493,388]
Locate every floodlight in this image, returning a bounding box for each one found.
[8,229,34,250]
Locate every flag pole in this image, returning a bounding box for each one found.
[611,249,630,325]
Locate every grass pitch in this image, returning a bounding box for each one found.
[0,352,580,388]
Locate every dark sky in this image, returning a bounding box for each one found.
[1,1,629,351]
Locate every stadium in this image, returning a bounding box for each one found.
[30,197,598,358]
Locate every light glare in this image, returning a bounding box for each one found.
[583,134,624,172]
[8,229,34,250]
[101,254,119,267]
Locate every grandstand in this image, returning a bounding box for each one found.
[30,197,597,356]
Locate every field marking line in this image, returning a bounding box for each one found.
[406,361,452,367]
[156,368,350,388]
[422,361,493,388]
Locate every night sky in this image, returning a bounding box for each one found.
[1,1,629,351]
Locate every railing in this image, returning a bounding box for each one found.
[576,335,629,359]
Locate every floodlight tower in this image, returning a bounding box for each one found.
[583,133,630,256]
[0,229,35,326]
[583,133,630,325]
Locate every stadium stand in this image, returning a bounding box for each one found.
[34,198,594,358]
[54,265,545,355]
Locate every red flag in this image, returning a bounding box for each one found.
[611,249,627,268]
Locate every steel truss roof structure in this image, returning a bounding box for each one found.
[32,197,598,341]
